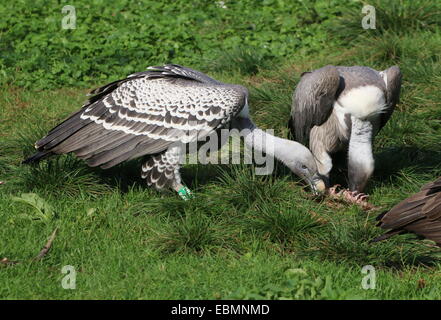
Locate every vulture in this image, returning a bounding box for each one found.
[290,65,402,201]
[24,64,323,199]
[373,177,441,246]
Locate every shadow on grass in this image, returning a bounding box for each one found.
[374,146,441,179]
[13,143,441,268]
[297,216,441,270]
[309,145,441,193]
[19,144,440,199]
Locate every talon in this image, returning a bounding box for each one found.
[328,184,341,195]
[355,193,364,200]
[344,190,353,198]
[328,187,371,209]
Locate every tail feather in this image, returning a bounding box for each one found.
[370,229,405,243]
[22,150,53,164]
[287,117,296,140]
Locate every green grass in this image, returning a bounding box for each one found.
[1,1,441,300]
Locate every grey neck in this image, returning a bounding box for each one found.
[232,117,304,169]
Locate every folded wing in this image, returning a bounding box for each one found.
[373,177,441,246]
[23,65,247,169]
[291,65,341,145]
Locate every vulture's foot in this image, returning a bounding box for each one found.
[342,190,369,205]
[327,185,375,210]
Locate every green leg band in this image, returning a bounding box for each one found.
[178,186,193,200]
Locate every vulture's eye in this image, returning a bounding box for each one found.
[301,165,307,169]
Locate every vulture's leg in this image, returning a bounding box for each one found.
[141,146,193,200]
[345,118,374,203]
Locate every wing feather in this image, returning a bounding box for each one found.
[379,66,402,130]
[374,176,441,246]
[24,65,247,169]
[291,65,340,145]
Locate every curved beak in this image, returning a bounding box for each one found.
[306,174,326,196]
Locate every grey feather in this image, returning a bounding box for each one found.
[292,65,340,145]
[379,66,402,130]
[24,64,248,189]
[145,64,222,85]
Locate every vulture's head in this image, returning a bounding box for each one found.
[285,142,325,195]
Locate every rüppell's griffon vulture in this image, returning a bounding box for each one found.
[24,64,323,199]
[290,65,402,203]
